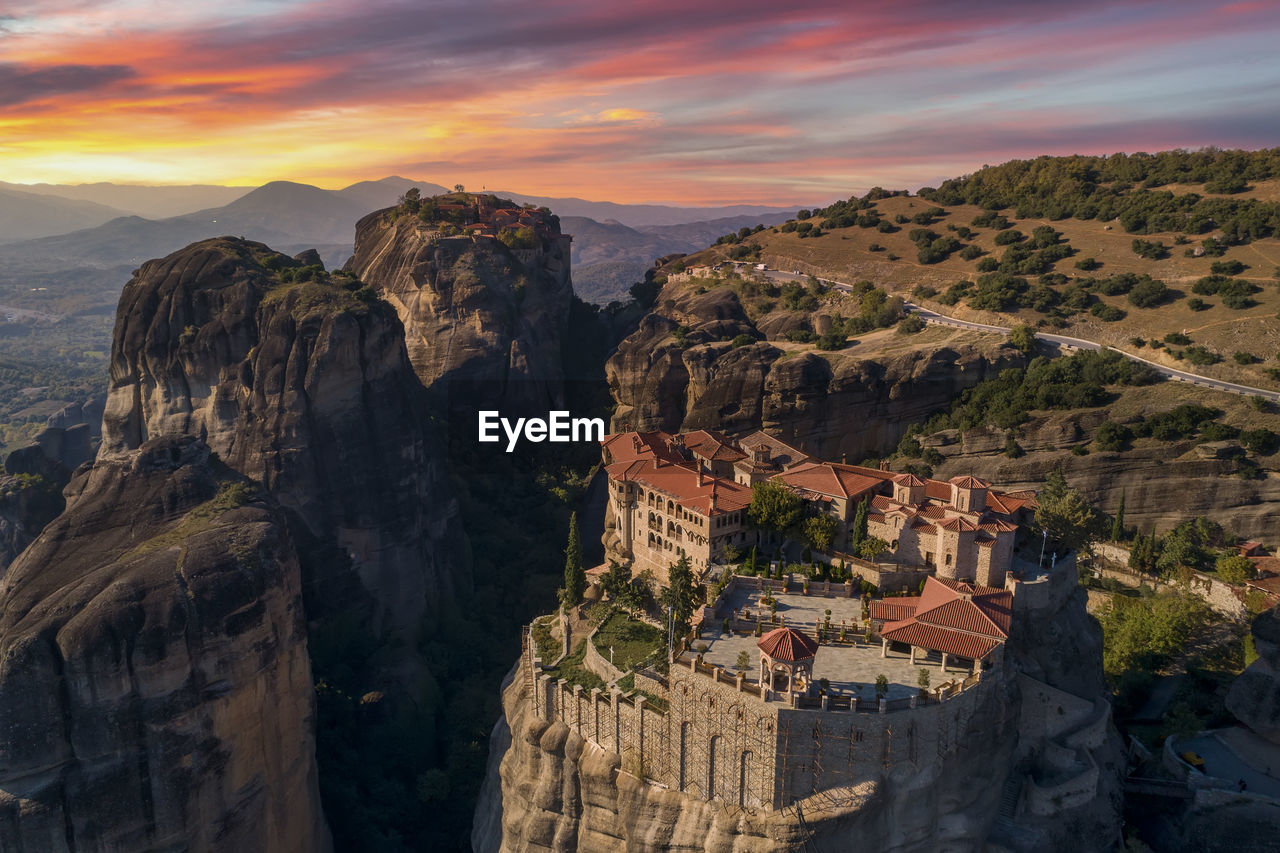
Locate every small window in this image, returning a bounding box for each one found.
[945,553,953,566]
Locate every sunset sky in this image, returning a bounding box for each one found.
[3,0,1279,205]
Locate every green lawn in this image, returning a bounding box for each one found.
[593,610,665,672]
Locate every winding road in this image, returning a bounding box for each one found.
[756,267,1280,403]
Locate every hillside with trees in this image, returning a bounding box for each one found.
[674,149,1280,390]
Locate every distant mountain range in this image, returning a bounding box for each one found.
[0,181,253,220]
[0,175,799,306]
[562,213,795,303]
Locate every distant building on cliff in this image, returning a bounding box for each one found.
[601,428,1034,589]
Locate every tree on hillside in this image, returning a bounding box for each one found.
[619,568,655,618]
[855,537,888,561]
[561,512,586,606]
[850,496,870,550]
[661,556,702,635]
[1009,324,1036,353]
[1111,493,1126,542]
[802,513,839,552]
[1215,554,1256,585]
[1128,532,1159,576]
[1034,470,1103,555]
[600,559,631,602]
[1097,592,1210,678]
[748,481,802,541]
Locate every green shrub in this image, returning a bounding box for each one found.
[1128,278,1172,308]
[1210,259,1246,275]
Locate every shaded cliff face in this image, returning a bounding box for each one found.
[99,237,465,636]
[1227,607,1280,744]
[0,470,63,573]
[346,207,574,413]
[0,436,327,852]
[1,417,99,571]
[607,283,1025,461]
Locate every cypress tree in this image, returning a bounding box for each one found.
[851,497,869,549]
[563,512,585,605]
[1111,493,1126,542]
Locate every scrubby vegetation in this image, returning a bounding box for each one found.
[916,349,1159,432]
[919,148,1280,243]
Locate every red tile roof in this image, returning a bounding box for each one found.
[869,597,921,622]
[757,627,819,662]
[738,432,810,468]
[875,575,1011,660]
[892,473,927,486]
[881,620,999,660]
[950,475,990,488]
[607,456,751,516]
[684,429,746,462]
[924,577,1012,635]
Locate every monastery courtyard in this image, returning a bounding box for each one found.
[694,586,976,702]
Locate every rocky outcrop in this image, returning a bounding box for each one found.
[0,421,98,571]
[477,567,1122,852]
[98,237,465,638]
[927,416,1280,541]
[1227,607,1280,744]
[346,206,574,413]
[0,435,328,852]
[607,282,1025,461]
[0,470,63,573]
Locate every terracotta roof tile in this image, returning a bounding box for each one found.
[757,627,819,661]
[949,475,990,488]
[869,598,921,622]
[881,620,999,660]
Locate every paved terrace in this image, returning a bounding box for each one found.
[694,587,977,702]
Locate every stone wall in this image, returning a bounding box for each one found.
[1024,751,1100,816]
[539,674,670,784]
[1007,553,1077,616]
[1091,544,1248,619]
[526,633,999,812]
[582,622,625,684]
[1017,673,1096,750]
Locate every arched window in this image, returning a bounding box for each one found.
[679,723,690,792]
[945,553,953,566]
[891,539,899,550]
[739,751,753,807]
[708,735,722,800]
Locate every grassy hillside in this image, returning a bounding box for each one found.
[676,149,1280,390]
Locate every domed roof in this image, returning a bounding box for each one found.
[757,626,819,662]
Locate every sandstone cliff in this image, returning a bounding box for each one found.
[925,407,1280,541]
[0,435,328,852]
[98,238,466,639]
[346,205,574,413]
[606,282,1025,462]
